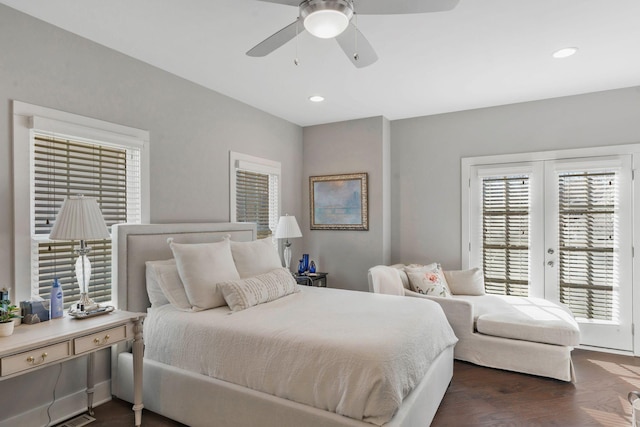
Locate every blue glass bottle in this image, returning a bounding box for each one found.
[297,259,305,275]
[302,254,309,272]
[309,261,316,274]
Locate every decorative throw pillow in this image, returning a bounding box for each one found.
[443,268,486,296]
[145,260,171,307]
[168,238,240,310]
[219,267,298,312]
[405,264,452,298]
[230,237,283,278]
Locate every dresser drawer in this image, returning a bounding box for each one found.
[1,341,71,376]
[74,325,127,354]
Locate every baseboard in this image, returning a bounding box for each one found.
[0,380,111,427]
[577,345,634,357]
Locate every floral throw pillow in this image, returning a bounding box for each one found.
[405,264,452,298]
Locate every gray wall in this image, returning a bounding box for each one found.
[302,116,391,292]
[390,86,640,269]
[0,5,302,425]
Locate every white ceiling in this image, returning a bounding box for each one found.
[2,0,640,127]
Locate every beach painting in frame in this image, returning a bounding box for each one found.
[310,173,368,230]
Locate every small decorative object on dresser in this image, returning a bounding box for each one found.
[0,291,21,337]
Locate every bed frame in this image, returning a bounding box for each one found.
[111,223,454,427]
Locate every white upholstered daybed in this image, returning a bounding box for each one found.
[111,223,457,427]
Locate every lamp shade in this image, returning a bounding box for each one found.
[49,195,110,241]
[275,215,302,240]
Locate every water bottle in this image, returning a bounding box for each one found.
[50,278,64,319]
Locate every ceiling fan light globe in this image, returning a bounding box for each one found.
[304,10,349,39]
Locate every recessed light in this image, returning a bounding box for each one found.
[552,47,578,59]
[309,95,325,103]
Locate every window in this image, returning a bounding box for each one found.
[13,101,149,305]
[229,152,280,239]
[557,169,618,321]
[481,174,531,296]
[33,135,141,306]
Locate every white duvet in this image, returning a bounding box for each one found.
[144,286,457,425]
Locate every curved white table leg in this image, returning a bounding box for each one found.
[132,318,144,427]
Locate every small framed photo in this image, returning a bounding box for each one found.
[310,173,368,231]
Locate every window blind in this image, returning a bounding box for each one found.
[235,169,278,239]
[558,171,617,321]
[482,175,530,296]
[32,135,140,306]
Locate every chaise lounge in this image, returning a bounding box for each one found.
[368,264,580,382]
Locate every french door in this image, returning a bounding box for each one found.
[469,155,634,351]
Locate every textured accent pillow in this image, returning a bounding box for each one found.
[219,267,298,312]
[444,268,486,296]
[168,238,240,310]
[405,264,452,298]
[145,260,171,307]
[230,237,283,278]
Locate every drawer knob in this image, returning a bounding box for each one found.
[26,352,48,365]
[93,334,110,345]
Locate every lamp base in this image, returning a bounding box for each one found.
[68,292,99,314]
[283,242,292,272]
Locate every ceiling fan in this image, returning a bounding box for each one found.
[247,0,460,68]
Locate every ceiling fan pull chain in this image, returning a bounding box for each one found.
[353,12,359,62]
[294,18,300,66]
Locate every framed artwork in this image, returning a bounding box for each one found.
[310,173,368,231]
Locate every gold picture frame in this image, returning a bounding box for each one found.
[310,173,368,231]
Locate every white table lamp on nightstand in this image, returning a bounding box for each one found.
[49,195,111,314]
[275,215,302,272]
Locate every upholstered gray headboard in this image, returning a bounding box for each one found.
[112,222,257,313]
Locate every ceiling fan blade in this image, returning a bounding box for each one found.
[351,0,460,15]
[335,23,378,68]
[247,19,303,57]
[256,0,460,14]
[257,0,300,6]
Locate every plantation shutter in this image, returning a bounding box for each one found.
[482,175,530,296]
[33,135,141,306]
[235,169,278,239]
[558,171,617,320]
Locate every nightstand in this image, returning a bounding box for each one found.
[295,272,328,287]
[0,310,145,426]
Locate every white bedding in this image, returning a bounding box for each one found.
[144,286,457,425]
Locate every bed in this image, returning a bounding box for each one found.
[111,223,456,427]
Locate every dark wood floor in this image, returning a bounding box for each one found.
[84,349,639,426]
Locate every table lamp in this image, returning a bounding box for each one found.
[49,195,111,314]
[275,215,302,272]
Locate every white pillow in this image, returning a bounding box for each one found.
[230,237,283,278]
[369,266,405,296]
[405,263,452,298]
[168,238,240,310]
[219,267,298,312]
[145,260,171,307]
[443,268,486,296]
[147,259,201,311]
